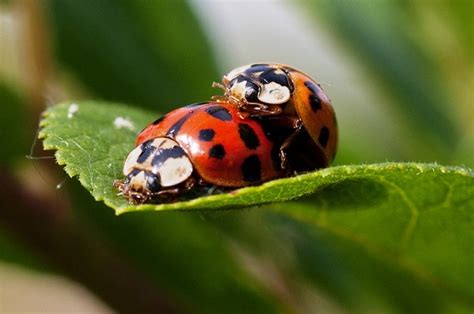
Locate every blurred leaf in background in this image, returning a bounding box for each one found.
[304,0,473,166]
[0,0,472,313]
[0,82,48,272]
[46,0,219,112]
[0,83,27,166]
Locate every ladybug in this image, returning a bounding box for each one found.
[213,63,338,169]
[115,101,285,203]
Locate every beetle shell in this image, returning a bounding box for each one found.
[136,101,284,187]
[221,63,338,166]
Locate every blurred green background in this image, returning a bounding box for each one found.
[0,0,472,312]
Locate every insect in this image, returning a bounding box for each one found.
[213,63,338,169]
[115,101,285,203]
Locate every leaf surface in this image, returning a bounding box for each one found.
[39,101,473,213]
[39,101,474,311]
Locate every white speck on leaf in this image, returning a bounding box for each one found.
[67,103,79,118]
[114,117,135,131]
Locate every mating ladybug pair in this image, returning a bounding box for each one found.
[115,63,338,204]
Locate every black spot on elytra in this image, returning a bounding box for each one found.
[254,116,293,142]
[152,115,165,125]
[206,106,232,121]
[137,139,156,163]
[250,116,292,171]
[166,111,194,137]
[238,123,260,150]
[304,80,318,93]
[209,144,226,159]
[151,146,186,169]
[309,94,321,112]
[145,171,161,192]
[304,81,321,112]
[241,155,261,182]
[318,126,330,148]
[198,129,215,142]
[285,130,328,171]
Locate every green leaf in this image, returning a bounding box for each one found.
[39,101,473,311]
[267,164,474,311]
[303,1,461,163]
[39,101,473,215]
[266,208,473,313]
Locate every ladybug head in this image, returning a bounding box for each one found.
[224,64,294,106]
[120,137,194,200]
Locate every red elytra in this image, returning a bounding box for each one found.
[136,101,284,187]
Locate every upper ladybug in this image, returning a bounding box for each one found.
[214,63,338,168]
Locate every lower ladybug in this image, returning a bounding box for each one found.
[213,63,338,170]
[115,101,285,204]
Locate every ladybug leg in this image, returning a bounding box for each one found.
[113,179,125,193]
[195,178,222,195]
[240,102,282,117]
[252,114,302,171]
[196,177,208,186]
[211,81,282,116]
[212,82,245,107]
[211,95,227,102]
[114,180,144,204]
[279,118,303,170]
[114,179,153,205]
[155,188,180,197]
[211,81,226,91]
[154,177,196,198]
[211,94,244,109]
[183,177,197,190]
[130,190,152,204]
[117,177,198,204]
[237,107,251,119]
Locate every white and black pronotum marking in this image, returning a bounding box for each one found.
[117,137,194,202]
[224,64,294,105]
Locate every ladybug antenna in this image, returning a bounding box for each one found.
[318,81,332,87]
[210,95,227,102]
[25,127,55,160]
[238,100,283,117]
[26,124,69,189]
[211,81,225,91]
